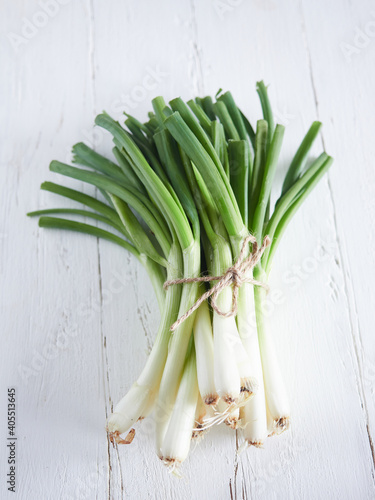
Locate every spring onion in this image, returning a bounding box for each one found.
[29,80,332,472]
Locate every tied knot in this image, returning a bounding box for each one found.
[164,234,271,331]
[226,266,243,288]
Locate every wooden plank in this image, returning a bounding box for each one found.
[301,0,375,451]
[0,1,107,499]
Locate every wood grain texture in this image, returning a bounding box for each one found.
[1,0,374,498]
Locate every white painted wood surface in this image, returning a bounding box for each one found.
[1,0,375,498]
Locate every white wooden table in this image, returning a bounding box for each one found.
[1,0,375,498]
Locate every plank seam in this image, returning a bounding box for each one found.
[189,0,204,96]
[299,0,375,485]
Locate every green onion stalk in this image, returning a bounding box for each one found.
[92,114,201,456]
[243,84,331,442]
[163,102,257,411]
[163,95,268,442]
[180,144,255,407]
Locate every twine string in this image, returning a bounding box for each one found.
[164,234,271,331]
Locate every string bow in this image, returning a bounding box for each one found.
[163,234,271,331]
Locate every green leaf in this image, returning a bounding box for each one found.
[265,152,329,243]
[38,181,120,224]
[72,143,127,186]
[256,81,275,152]
[112,147,148,195]
[154,128,200,239]
[187,99,212,135]
[28,207,127,236]
[38,217,139,258]
[218,91,248,142]
[252,124,285,243]
[49,160,172,257]
[228,140,250,226]
[169,97,234,203]
[264,155,333,272]
[281,121,322,195]
[164,111,244,238]
[248,120,268,230]
[95,113,194,250]
[211,121,229,177]
[239,109,256,150]
[213,101,240,141]
[109,194,167,267]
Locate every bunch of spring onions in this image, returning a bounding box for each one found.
[29,81,332,471]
